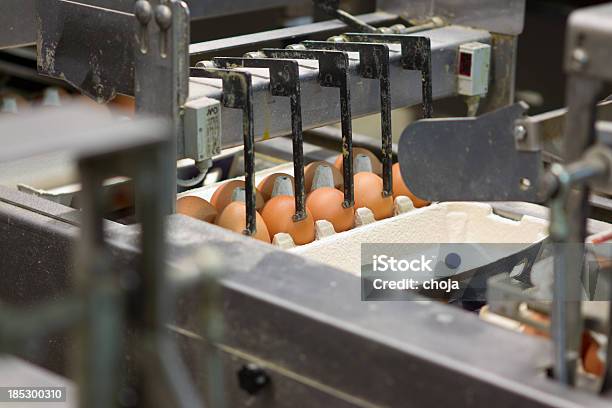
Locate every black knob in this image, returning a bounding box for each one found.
[237,363,270,395]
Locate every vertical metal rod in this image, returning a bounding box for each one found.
[134,0,190,214]
[380,70,393,196]
[76,162,122,408]
[550,75,603,385]
[339,80,354,207]
[243,78,257,235]
[290,89,307,220]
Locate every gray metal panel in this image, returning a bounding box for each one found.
[379,0,526,35]
[36,0,135,102]
[188,25,491,149]
[0,105,168,163]
[0,0,36,49]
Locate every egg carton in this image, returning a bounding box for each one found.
[179,162,549,276]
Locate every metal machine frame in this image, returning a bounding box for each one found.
[6,1,612,407]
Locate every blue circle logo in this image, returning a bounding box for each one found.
[445,253,461,269]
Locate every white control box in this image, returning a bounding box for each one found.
[183,96,222,162]
[457,42,491,96]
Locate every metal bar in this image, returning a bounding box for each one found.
[313,0,378,33]
[550,75,603,385]
[75,160,123,408]
[344,33,433,118]
[303,40,393,196]
[190,67,257,237]
[261,48,354,208]
[188,12,397,58]
[134,0,190,214]
[213,57,307,221]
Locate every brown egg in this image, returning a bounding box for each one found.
[582,333,604,377]
[216,201,271,243]
[392,163,430,208]
[334,147,383,176]
[111,94,136,115]
[354,172,394,220]
[304,161,344,192]
[258,173,295,201]
[262,196,316,245]
[306,187,354,233]
[73,95,113,117]
[210,180,265,212]
[519,310,550,338]
[176,196,218,223]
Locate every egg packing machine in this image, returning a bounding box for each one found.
[4,0,612,407]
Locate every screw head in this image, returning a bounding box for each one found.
[195,60,215,69]
[327,35,346,43]
[243,51,266,59]
[514,124,527,141]
[377,26,393,34]
[155,5,172,30]
[571,48,588,71]
[237,364,270,395]
[286,43,306,51]
[389,24,406,34]
[134,0,152,24]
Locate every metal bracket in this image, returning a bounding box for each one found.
[261,48,355,209]
[343,33,433,119]
[302,40,393,197]
[213,56,307,222]
[36,0,135,102]
[398,102,542,202]
[190,67,258,237]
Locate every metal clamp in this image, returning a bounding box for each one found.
[302,40,393,197]
[190,67,258,237]
[213,57,307,221]
[261,48,355,208]
[344,33,433,119]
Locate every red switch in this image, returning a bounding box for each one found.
[459,52,472,77]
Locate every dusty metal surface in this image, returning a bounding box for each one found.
[36,1,134,102]
[0,0,36,49]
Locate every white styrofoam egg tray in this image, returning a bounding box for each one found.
[180,163,549,276]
